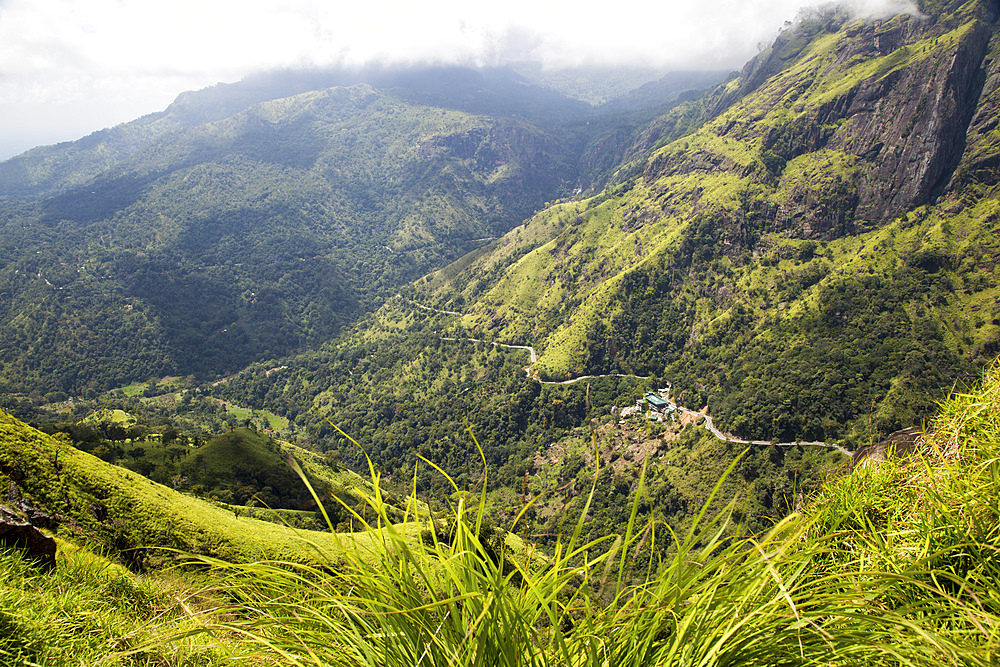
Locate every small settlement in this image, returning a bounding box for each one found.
[619,388,676,423]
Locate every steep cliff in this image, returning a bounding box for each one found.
[412,0,1000,443]
[641,0,997,241]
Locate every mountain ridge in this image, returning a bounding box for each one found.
[338,0,1000,444]
[3,0,1000,539]
[0,64,718,201]
[0,62,725,398]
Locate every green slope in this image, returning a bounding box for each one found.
[121,360,1000,666]
[196,0,1000,540]
[0,81,578,397]
[0,63,732,401]
[0,408,417,566]
[412,0,1000,443]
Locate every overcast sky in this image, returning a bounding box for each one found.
[0,0,918,160]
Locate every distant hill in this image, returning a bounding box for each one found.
[0,64,719,201]
[0,408,403,565]
[0,65,716,399]
[0,77,575,395]
[0,66,589,199]
[179,427,323,510]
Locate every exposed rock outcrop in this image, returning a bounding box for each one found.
[0,504,56,571]
[6,482,59,530]
[643,3,996,240]
[831,19,992,221]
[764,12,993,229]
[852,426,924,469]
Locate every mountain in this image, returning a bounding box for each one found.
[3,4,1000,662]
[5,0,1000,554]
[0,66,724,399]
[175,0,1000,540]
[0,64,716,201]
[405,0,1000,442]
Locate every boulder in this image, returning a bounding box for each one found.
[0,504,56,571]
[6,482,59,529]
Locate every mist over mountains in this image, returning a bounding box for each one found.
[2,0,999,456]
[0,62,725,398]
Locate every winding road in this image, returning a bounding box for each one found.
[439,337,536,363]
[408,298,854,456]
[539,373,649,385]
[673,405,853,456]
[403,298,462,316]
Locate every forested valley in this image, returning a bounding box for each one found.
[4,2,1000,663]
[3,0,1000,561]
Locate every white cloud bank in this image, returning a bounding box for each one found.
[0,0,919,160]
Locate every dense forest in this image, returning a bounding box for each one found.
[0,64,730,400]
[3,0,1000,551]
[2,2,1000,663]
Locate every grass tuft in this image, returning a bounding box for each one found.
[160,372,1000,664]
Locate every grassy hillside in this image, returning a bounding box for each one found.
[183,358,1000,665]
[193,0,1000,549]
[176,427,319,509]
[249,360,1000,665]
[0,542,244,666]
[405,0,1000,445]
[0,409,420,567]
[10,359,997,665]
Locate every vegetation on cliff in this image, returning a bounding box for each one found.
[398,0,1000,446]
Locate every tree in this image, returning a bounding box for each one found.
[161,426,179,446]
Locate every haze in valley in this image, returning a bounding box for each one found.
[0,0,918,160]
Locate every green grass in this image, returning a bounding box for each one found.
[220,402,289,429]
[0,541,240,666]
[142,371,1000,665]
[224,404,252,421]
[810,362,1000,581]
[0,411,412,566]
[82,408,138,427]
[4,364,1000,664]
[119,383,148,398]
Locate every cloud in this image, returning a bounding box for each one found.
[0,0,920,159]
[841,0,924,18]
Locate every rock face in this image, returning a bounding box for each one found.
[0,504,56,571]
[852,426,924,469]
[6,482,58,530]
[644,1,999,242]
[822,18,991,222]
[949,15,1000,190]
